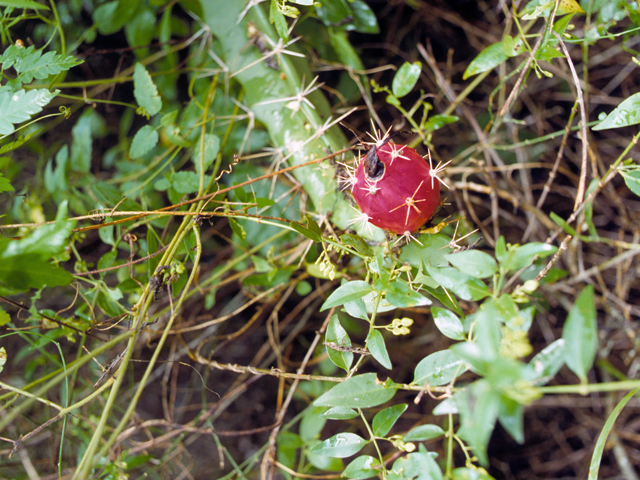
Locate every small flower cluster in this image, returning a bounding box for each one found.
[388,434,416,452]
[315,250,337,281]
[385,317,414,335]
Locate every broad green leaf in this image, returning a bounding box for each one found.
[593,92,640,130]
[588,388,640,480]
[530,338,565,384]
[403,424,445,442]
[340,233,373,257]
[310,432,368,458]
[432,307,465,341]
[413,350,466,387]
[130,125,158,159]
[343,455,381,479]
[315,0,352,28]
[192,133,220,175]
[386,280,431,308]
[133,62,162,116]
[445,250,497,279]
[125,6,156,59]
[620,169,640,197]
[0,0,49,9]
[463,42,508,80]
[536,45,564,61]
[392,61,422,98]
[306,442,344,471]
[366,329,392,369]
[171,171,211,194]
[0,253,73,290]
[399,232,450,270]
[497,241,557,272]
[372,404,407,437]
[562,285,597,383]
[0,172,14,193]
[426,266,490,301]
[323,406,358,420]
[350,0,379,34]
[300,406,328,442]
[325,315,353,372]
[93,0,139,35]
[314,373,396,408]
[320,280,373,311]
[0,88,58,135]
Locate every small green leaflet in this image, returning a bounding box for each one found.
[0,88,58,135]
[0,172,14,192]
[392,61,422,98]
[372,403,407,437]
[130,125,159,159]
[310,432,368,458]
[320,280,373,311]
[620,169,640,197]
[133,63,162,117]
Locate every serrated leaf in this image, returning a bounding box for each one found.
[426,266,490,301]
[445,250,497,279]
[372,404,407,437]
[310,433,368,458]
[463,42,508,80]
[366,329,392,370]
[432,307,465,341]
[314,373,396,408]
[593,92,640,131]
[343,455,381,479]
[320,280,373,311]
[325,315,353,372]
[133,62,162,116]
[403,424,445,442]
[0,88,58,135]
[0,0,49,9]
[130,125,159,159]
[392,61,422,98]
[0,172,14,193]
[414,350,466,387]
[562,285,597,383]
[3,46,82,83]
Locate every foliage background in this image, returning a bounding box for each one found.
[1,0,640,479]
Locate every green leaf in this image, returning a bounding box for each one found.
[372,404,407,437]
[0,310,10,327]
[290,217,322,243]
[125,6,156,59]
[463,42,508,80]
[130,125,159,159]
[349,0,379,34]
[170,171,211,194]
[0,0,49,9]
[424,114,459,132]
[392,61,422,98]
[300,406,328,442]
[0,88,58,135]
[325,314,353,372]
[343,455,381,479]
[620,169,640,197]
[445,250,498,279]
[388,445,444,480]
[269,0,289,40]
[451,467,495,480]
[340,233,373,256]
[366,329,392,370]
[323,406,359,420]
[530,338,565,384]
[496,240,557,271]
[562,285,597,383]
[403,424,445,442]
[310,432,368,458]
[588,388,640,480]
[93,0,140,35]
[192,133,220,175]
[1,45,82,83]
[0,172,14,193]
[432,307,465,341]
[413,350,466,387]
[498,396,524,444]
[386,280,431,308]
[536,45,564,61]
[133,62,162,116]
[400,232,450,269]
[320,280,373,311]
[314,373,396,408]
[426,266,490,301]
[549,212,578,236]
[0,253,73,290]
[593,92,640,130]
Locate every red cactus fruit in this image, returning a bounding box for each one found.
[350,141,441,235]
